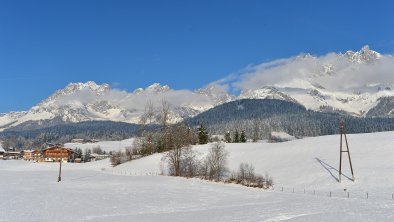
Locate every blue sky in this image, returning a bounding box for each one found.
[0,0,393,112]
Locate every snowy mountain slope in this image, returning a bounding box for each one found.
[238,46,394,116]
[0,82,230,131]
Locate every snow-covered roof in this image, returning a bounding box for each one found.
[271,131,296,141]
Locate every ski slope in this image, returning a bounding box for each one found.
[1,131,394,221]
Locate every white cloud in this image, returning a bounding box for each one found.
[214,47,394,93]
[49,47,394,113]
[51,84,214,113]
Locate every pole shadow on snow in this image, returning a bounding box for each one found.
[315,158,352,182]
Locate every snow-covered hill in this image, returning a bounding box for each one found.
[113,131,394,195]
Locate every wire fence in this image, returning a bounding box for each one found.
[100,168,394,201]
[272,186,394,201]
[100,167,161,176]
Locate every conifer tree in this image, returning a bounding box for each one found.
[224,131,231,143]
[197,124,208,144]
[240,130,247,143]
[233,130,240,143]
[74,148,82,159]
[84,149,91,162]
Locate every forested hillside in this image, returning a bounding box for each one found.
[0,121,141,150]
[3,99,394,150]
[186,99,394,139]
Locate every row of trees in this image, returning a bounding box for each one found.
[162,142,229,180]
[224,130,247,143]
[70,146,107,163]
[109,124,205,167]
[228,163,274,189]
[0,121,140,150]
[162,142,274,188]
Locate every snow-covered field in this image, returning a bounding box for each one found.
[1,131,394,221]
[64,138,135,152]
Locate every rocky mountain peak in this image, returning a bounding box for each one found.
[132,83,171,95]
[49,81,111,100]
[146,83,171,93]
[30,81,111,112]
[196,84,233,104]
[343,45,381,64]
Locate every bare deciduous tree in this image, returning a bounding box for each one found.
[163,124,198,176]
[145,100,155,125]
[180,147,200,178]
[139,100,156,136]
[124,146,134,161]
[238,163,255,182]
[110,150,127,166]
[160,99,170,129]
[205,142,229,181]
[133,133,156,156]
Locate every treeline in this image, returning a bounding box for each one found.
[70,146,108,162]
[110,123,209,166]
[0,121,142,150]
[110,123,274,189]
[3,99,394,150]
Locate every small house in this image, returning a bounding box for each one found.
[42,146,74,163]
[23,150,42,161]
[5,151,22,159]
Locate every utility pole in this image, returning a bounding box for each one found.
[339,119,355,182]
[58,146,62,182]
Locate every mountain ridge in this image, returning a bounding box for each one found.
[1,46,394,131]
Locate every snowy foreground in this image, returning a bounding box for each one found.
[2,132,394,221]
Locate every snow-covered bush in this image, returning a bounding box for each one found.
[227,163,273,189]
[110,150,128,166]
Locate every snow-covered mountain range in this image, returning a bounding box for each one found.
[1,46,394,131]
[0,81,232,131]
[238,45,394,116]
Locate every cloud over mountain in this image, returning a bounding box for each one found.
[229,46,394,92]
[2,46,394,131]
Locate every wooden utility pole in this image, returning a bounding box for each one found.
[339,119,355,182]
[58,146,62,182]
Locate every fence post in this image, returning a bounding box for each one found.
[347,192,350,198]
[329,192,331,197]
